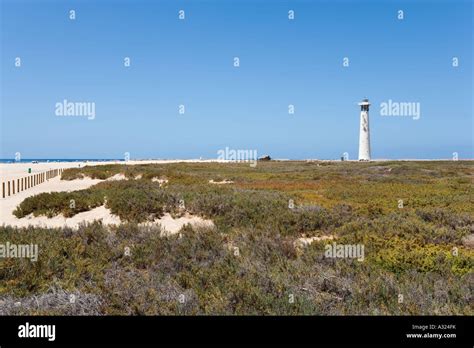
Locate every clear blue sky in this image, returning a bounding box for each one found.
[1,0,472,159]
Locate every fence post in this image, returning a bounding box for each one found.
[1,169,66,199]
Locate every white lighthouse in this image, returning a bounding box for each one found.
[358,98,371,161]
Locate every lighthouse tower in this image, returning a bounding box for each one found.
[358,98,371,161]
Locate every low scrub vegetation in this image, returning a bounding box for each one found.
[2,161,473,314]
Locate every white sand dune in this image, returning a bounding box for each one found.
[106,173,127,181]
[142,213,215,236]
[209,179,234,185]
[5,204,213,234]
[12,206,122,229]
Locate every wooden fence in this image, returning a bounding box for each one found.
[1,168,64,199]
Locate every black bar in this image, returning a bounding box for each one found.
[0,316,472,346]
